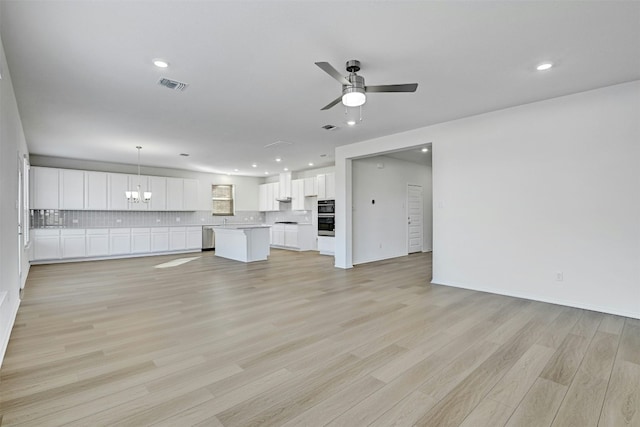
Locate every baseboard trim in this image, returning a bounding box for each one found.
[0,296,20,369]
[431,278,640,320]
[30,249,203,265]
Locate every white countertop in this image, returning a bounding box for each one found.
[211,224,271,230]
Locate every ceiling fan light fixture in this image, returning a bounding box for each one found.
[342,87,366,107]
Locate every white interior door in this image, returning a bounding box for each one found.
[407,184,423,253]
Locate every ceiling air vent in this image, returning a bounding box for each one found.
[322,124,338,131]
[157,77,189,91]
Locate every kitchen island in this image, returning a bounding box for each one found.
[212,225,271,262]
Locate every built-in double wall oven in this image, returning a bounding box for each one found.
[318,200,335,237]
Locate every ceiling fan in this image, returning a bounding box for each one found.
[315,60,418,110]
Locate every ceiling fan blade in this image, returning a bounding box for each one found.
[365,83,418,93]
[320,96,343,110]
[315,62,351,86]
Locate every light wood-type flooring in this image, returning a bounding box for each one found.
[1,250,639,426]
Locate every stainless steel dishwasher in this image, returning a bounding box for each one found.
[202,226,215,250]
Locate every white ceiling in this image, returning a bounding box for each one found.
[1,1,639,177]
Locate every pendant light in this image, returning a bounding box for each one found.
[125,146,152,203]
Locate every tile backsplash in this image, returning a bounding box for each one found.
[30,210,264,229]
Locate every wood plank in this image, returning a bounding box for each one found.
[551,331,619,427]
[599,360,640,426]
[505,378,568,427]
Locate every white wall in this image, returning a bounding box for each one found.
[352,156,431,264]
[336,80,640,319]
[0,32,30,366]
[29,155,262,211]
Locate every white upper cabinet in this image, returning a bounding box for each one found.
[166,177,184,211]
[291,179,306,211]
[183,179,199,211]
[148,176,167,211]
[127,175,149,211]
[31,167,59,209]
[317,173,335,200]
[259,184,268,212]
[304,176,317,197]
[59,169,85,209]
[325,172,335,199]
[279,172,292,199]
[107,173,129,210]
[84,171,108,210]
[31,166,201,212]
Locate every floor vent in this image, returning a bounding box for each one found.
[157,78,189,91]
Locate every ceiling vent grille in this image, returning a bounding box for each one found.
[157,78,189,91]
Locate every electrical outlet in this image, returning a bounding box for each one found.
[176,217,181,222]
[156,218,161,223]
[116,219,122,223]
[556,272,564,282]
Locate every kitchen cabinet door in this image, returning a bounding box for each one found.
[291,179,305,211]
[33,229,60,260]
[304,177,317,197]
[279,172,292,199]
[109,229,131,255]
[31,167,59,209]
[169,227,187,250]
[271,182,280,211]
[325,173,335,199]
[284,225,298,248]
[149,176,167,211]
[59,169,85,210]
[60,229,86,258]
[271,224,284,246]
[86,229,109,256]
[131,228,151,253]
[166,178,184,211]
[151,228,170,252]
[259,184,268,212]
[318,236,335,256]
[183,179,199,211]
[317,174,326,200]
[108,173,129,210]
[128,175,149,211]
[186,227,202,249]
[85,171,108,210]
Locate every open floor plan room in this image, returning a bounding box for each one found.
[1,250,638,426]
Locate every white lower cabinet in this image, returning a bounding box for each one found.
[186,227,202,249]
[270,224,314,251]
[31,226,202,262]
[109,228,131,255]
[86,229,109,257]
[131,228,151,253]
[317,236,335,256]
[61,229,86,258]
[169,227,187,251]
[151,227,170,252]
[33,229,61,260]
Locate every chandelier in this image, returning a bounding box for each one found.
[125,146,152,203]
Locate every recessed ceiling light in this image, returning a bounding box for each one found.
[284,167,289,171]
[153,59,169,68]
[252,163,257,168]
[346,120,356,126]
[421,148,429,153]
[233,169,239,172]
[308,162,314,166]
[264,171,269,175]
[536,62,553,71]
[275,157,281,162]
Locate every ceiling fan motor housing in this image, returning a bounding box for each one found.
[346,59,361,73]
